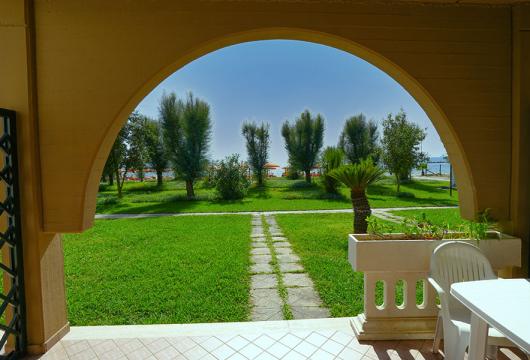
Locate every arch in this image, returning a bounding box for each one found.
[84,27,477,227]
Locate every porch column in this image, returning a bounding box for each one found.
[0,0,69,354]
[509,4,530,276]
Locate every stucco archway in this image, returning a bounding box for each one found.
[85,27,476,227]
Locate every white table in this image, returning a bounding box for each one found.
[451,279,530,360]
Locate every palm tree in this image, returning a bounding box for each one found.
[330,158,385,233]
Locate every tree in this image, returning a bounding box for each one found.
[339,114,379,164]
[160,92,212,198]
[102,157,115,185]
[330,158,385,233]
[159,92,183,178]
[242,121,270,186]
[144,117,168,186]
[104,116,137,198]
[320,146,344,194]
[381,109,427,192]
[281,110,324,183]
[127,112,149,181]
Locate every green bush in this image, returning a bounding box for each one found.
[214,154,251,200]
[321,146,344,194]
[396,191,415,199]
[286,168,300,180]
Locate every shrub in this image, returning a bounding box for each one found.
[289,181,315,189]
[321,146,344,194]
[396,191,415,199]
[214,154,251,200]
[286,168,300,180]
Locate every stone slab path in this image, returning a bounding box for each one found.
[249,214,330,321]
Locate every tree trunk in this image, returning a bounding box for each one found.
[116,169,123,198]
[257,170,263,186]
[305,170,311,183]
[185,179,195,199]
[156,169,163,186]
[108,172,114,186]
[351,189,371,233]
[395,173,401,193]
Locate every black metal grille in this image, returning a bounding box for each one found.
[0,109,26,359]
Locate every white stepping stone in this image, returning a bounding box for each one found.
[251,242,268,248]
[273,242,291,248]
[283,273,314,288]
[250,263,273,274]
[279,263,304,273]
[252,227,264,235]
[277,254,300,264]
[287,287,323,307]
[251,307,283,321]
[275,248,293,256]
[291,306,330,319]
[251,288,282,307]
[251,248,271,256]
[251,254,272,264]
[251,274,277,289]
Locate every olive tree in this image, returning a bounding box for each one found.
[381,109,427,192]
[242,121,270,186]
[281,110,324,183]
[104,113,144,197]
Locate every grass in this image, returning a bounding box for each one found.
[275,209,461,317]
[96,177,458,214]
[63,215,251,325]
[275,213,365,317]
[390,207,466,228]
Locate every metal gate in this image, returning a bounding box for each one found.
[0,109,26,359]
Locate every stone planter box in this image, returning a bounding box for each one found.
[347,232,522,340]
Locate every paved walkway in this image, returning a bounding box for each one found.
[95,206,457,220]
[250,214,330,321]
[32,318,527,360]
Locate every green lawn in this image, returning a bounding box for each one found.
[96,177,458,214]
[275,209,461,317]
[63,215,251,325]
[276,213,364,317]
[390,207,466,228]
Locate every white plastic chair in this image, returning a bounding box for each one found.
[428,241,512,359]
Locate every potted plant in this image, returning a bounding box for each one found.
[347,212,522,340]
[348,211,521,272]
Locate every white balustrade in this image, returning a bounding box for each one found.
[348,233,521,340]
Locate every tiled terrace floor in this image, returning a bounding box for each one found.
[27,318,528,360]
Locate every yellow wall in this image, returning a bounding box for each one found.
[1,0,529,353]
[510,5,530,274]
[33,0,514,231]
[0,0,69,353]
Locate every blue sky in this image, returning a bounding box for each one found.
[136,40,446,166]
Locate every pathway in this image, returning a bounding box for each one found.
[95,206,457,219]
[249,214,330,321]
[371,209,407,223]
